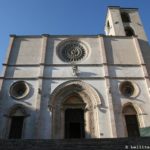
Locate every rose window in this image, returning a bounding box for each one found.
[57,40,88,62]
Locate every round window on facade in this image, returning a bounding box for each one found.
[120,81,135,97]
[10,81,30,100]
[57,40,89,63]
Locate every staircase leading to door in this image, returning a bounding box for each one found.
[0,138,149,150]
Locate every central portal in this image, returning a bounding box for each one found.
[50,80,101,139]
[65,109,85,138]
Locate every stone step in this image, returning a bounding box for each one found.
[0,138,150,150]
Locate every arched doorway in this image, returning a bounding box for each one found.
[8,109,25,139]
[4,104,29,139]
[123,104,140,137]
[49,80,101,139]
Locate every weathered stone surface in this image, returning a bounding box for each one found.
[0,6,150,140]
[0,138,150,150]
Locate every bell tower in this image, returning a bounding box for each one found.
[104,6,148,41]
[104,6,150,76]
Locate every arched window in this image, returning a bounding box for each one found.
[8,108,26,139]
[123,105,140,137]
[121,12,130,23]
[107,20,110,28]
[125,27,135,36]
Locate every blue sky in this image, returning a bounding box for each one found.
[0,0,150,72]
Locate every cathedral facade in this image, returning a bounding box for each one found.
[0,6,150,139]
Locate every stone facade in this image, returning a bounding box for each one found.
[0,6,150,139]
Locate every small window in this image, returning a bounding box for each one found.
[125,27,135,36]
[121,12,130,23]
[120,81,134,97]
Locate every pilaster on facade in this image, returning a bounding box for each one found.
[2,35,16,78]
[133,36,150,101]
[99,36,117,137]
[35,34,49,138]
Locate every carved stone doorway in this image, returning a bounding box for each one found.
[49,80,101,139]
[65,108,85,139]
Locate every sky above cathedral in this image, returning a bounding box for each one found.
[0,0,149,72]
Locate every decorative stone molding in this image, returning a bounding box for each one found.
[121,102,147,137]
[122,102,145,128]
[49,80,101,108]
[49,80,101,139]
[4,104,30,117]
[3,104,30,139]
[122,102,145,116]
[57,39,89,63]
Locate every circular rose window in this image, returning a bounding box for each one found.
[10,81,30,100]
[57,40,88,62]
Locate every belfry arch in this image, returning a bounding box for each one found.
[49,80,101,139]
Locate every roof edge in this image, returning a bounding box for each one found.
[9,34,138,39]
[108,6,138,10]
